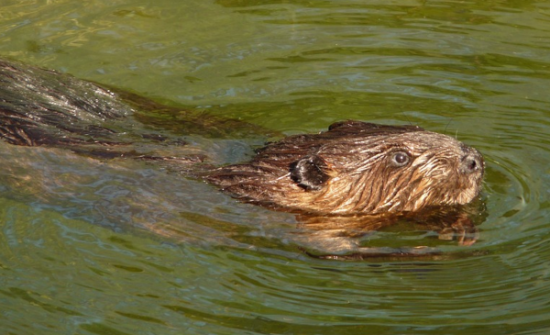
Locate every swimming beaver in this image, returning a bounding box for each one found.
[0,58,485,258]
[206,120,484,215]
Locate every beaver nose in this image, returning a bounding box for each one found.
[460,149,484,175]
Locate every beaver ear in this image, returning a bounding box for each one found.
[289,155,331,191]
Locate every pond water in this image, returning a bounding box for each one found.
[2,0,550,334]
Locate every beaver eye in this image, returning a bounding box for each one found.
[390,151,410,167]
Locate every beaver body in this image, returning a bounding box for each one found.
[0,58,271,158]
[0,58,132,147]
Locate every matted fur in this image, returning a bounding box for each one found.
[206,120,484,215]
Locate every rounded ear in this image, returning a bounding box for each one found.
[289,155,332,191]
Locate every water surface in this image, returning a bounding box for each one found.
[1,0,550,334]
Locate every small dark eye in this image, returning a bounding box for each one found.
[391,151,410,167]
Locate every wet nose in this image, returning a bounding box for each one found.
[460,148,484,175]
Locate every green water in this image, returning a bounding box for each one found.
[2,0,550,334]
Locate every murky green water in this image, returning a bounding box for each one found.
[2,0,550,334]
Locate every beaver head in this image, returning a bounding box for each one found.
[206,121,484,215]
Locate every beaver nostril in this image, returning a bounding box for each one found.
[467,158,477,170]
[461,154,482,174]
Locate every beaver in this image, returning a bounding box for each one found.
[0,58,485,258]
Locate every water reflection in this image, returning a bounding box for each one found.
[1,0,550,334]
[294,203,486,259]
